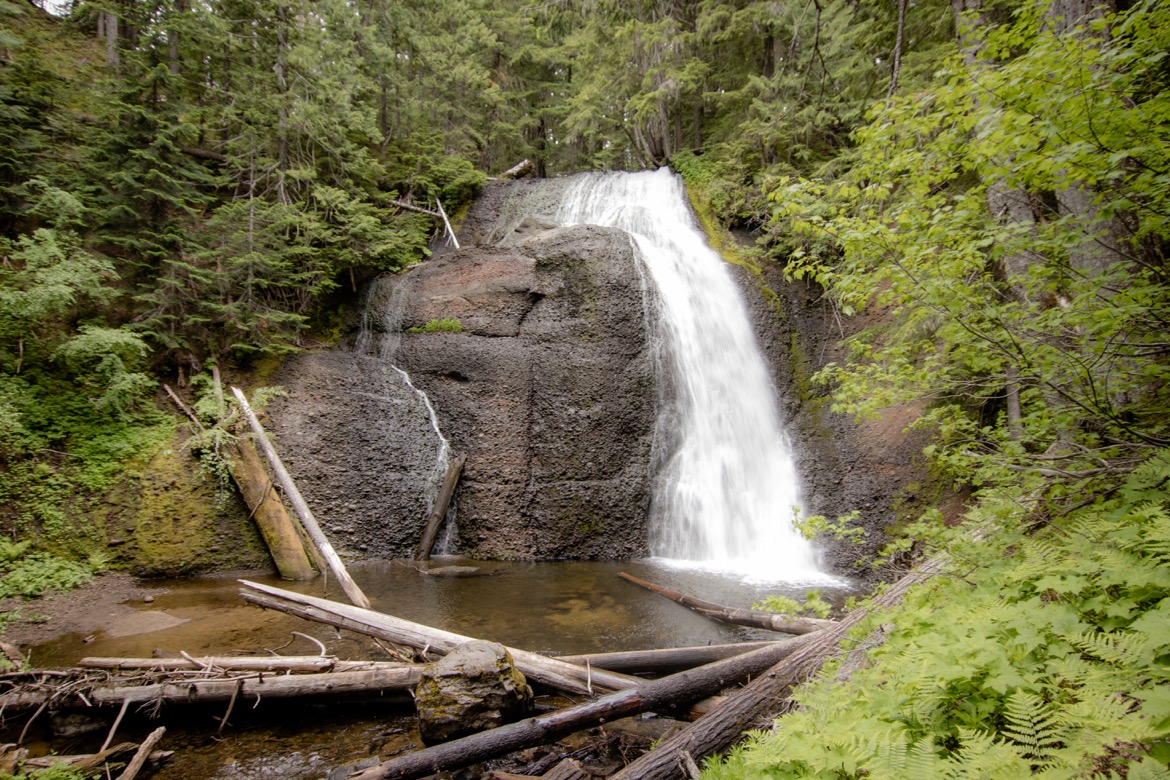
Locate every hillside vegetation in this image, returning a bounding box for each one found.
[1,0,1169,774]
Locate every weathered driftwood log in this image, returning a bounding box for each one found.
[0,668,421,712]
[498,159,535,180]
[347,633,821,780]
[239,580,637,696]
[78,656,413,673]
[415,454,467,561]
[607,558,948,780]
[231,387,371,608]
[389,199,442,218]
[618,572,836,635]
[435,198,460,249]
[116,726,165,780]
[557,640,789,676]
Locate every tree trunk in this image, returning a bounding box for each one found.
[231,388,370,608]
[0,668,421,712]
[231,438,316,580]
[347,634,820,780]
[618,573,836,635]
[78,656,415,674]
[239,580,639,696]
[416,454,465,561]
[607,557,947,780]
[557,640,789,675]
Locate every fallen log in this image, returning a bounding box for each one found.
[232,387,370,608]
[0,668,422,712]
[618,572,836,635]
[23,748,172,771]
[435,198,461,249]
[164,380,315,581]
[607,557,948,780]
[239,580,637,696]
[78,656,414,674]
[346,633,820,780]
[415,453,466,561]
[389,199,442,218]
[498,159,535,181]
[232,437,316,581]
[116,726,165,780]
[558,640,785,675]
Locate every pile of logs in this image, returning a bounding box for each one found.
[0,562,943,780]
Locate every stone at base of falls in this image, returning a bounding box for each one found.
[415,640,535,744]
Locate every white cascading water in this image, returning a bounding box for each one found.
[554,169,826,581]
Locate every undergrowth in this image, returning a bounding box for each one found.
[703,450,1170,779]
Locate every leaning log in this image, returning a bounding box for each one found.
[557,640,787,676]
[231,387,370,608]
[618,572,836,635]
[346,633,820,780]
[239,580,636,696]
[0,668,422,712]
[232,438,316,580]
[415,453,466,561]
[607,557,948,780]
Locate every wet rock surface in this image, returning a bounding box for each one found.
[414,640,534,744]
[269,182,655,560]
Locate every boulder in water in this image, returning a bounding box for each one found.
[414,640,534,744]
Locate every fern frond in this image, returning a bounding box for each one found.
[1068,630,1152,667]
[944,729,1032,779]
[999,690,1067,765]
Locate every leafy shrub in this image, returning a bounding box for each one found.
[0,552,93,599]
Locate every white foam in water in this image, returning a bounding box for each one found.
[554,169,835,583]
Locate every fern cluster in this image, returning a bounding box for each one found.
[703,451,1170,779]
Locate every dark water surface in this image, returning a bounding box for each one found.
[26,559,856,779]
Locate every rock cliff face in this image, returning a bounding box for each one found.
[268,185,655,560]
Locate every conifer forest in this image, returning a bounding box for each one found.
[0,0,1169,777]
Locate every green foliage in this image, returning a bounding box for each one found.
[705,453,1170,779]
[0,552,94,599]
[755,590,833,619]
[0,764,89,780]
[406,318,463,334]
[769,0,1170,491]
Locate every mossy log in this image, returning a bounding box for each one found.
[231,438,315,580]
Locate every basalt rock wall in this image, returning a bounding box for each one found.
[267,183,655,560]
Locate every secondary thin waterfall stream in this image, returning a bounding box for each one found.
[554,169,824,581]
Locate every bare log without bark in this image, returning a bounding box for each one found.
[498,159,535,180]
[231,387,370,608]
[415,454,466,561]
[618,572,836,635]
[608,558,948,780]
[0,668,422,712]
[388,199,442,218]
[78,656,413,673]
[557,641,788,675]
[347,633,820,780]
[239,580,636,696]
[116,726,165,780]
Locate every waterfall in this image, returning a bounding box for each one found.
[554,169,825,581]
